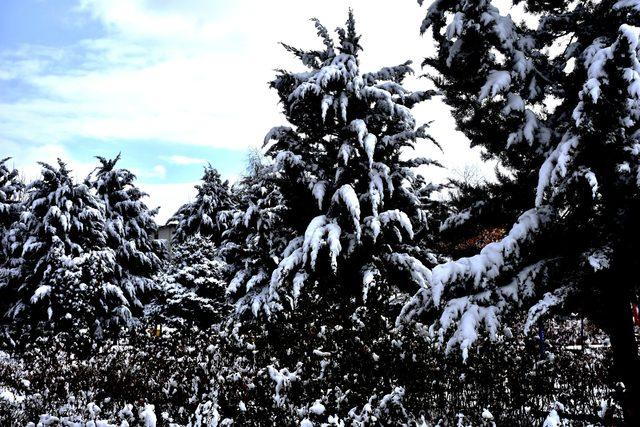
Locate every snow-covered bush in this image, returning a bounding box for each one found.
[0,320,230,425]
[0,314,615,424]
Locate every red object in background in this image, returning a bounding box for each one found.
[632,303,640,327]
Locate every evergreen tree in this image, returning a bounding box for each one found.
[90,154,165,321]
[0,158,24,342]
[219,12,442,423]
[170,165,233,244]
[0,160,118,343]
[227,10,440,317]
[418,0,549,239]
[0,158,24,274]
[155,234,228,327]
[401,0,640,421]
[0,158,23,239]
[220,150,291,315]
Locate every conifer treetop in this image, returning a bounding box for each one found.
[0,157,23,231]
[228,12,441,319]
[170,164,233,244]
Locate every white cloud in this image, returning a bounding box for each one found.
[151,164,167,178]
[130,164,167,180]
[77,0,233,40]
[162,155,207,166]
[1,0,439,150]
[1,137,96,182]
[2,0,514,222]
[141,181,197,225]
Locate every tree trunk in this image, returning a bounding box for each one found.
[606,290,640,426]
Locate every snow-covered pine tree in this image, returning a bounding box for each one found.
[169,235,226,299]
[0,158,24,342]
[419,0,548,243]
[155,234,228,327]
[90,155,165,323]
[0,158,23,239]
[170,165,233,244]
[401,0,640,421]
[219,11,442,423]
[227,10,440,317]
[0,158,23,271]
[220,149,291,316]
[0,160,120,343]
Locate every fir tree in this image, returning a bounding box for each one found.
[220,150,291,315]
[90,154,165,322]
[0,158,24,274]
[0,158,24,342]
[0,158,23,238]
[418,0,548,240]
[0,160,117,342]
[219,12,442,423]
[155,234,228,327]
[227,10,440,317]
[401,0,640,421]
[170,165,233,244]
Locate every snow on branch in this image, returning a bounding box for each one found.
[535,134,579,206]
[30,285,51,304]
[267,364,301,407]
[398,207,553,327]
[432,261,548,360]
[264,126,294,142]
[300,216,342,272]
[440,201,486,232]
[362,61,414,84]
[614,0,640,11]
[478,70,511,101]
[524,286,572,335]
[331,185,361,238]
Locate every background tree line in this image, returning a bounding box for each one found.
[2,0,640,424]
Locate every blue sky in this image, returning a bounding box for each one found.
[0,0,273,221]
[0,0,491,222]
[0,0,248,188]
[0,0,102,48]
